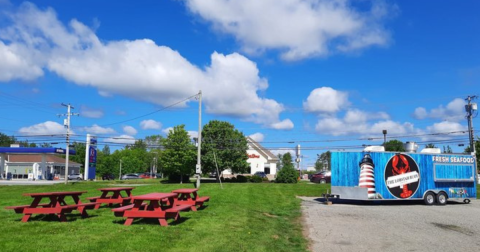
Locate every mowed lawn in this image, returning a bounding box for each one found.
[0,180,327,252]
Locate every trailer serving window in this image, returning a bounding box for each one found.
[433,164,475,182]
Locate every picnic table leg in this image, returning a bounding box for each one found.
[124,218,134,226]
[21,214,32,222]
[78,206,89,218]
[158,218,168,226]
[58,213,67,222]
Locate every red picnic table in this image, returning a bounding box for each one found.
[112,192,191,226]
[171,188,210,211]
[5,191,98,222]
[87,187,134,209]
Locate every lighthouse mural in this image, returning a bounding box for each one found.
[359,154,377,199]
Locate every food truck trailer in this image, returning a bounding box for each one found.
[329,147,477,205]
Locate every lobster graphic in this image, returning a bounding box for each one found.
[392,154,413,198]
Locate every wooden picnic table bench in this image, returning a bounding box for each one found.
[171,188,210,211]
[88,187,134,209]
[5,191,99,222]
[112,192,191,226]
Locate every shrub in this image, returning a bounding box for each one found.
[236,175,249,183]
[167,173,191,183]
[275,166,298,183]
[249,175,263,183]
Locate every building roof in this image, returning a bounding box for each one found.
[246,137,279,161]
[6,154,81,167]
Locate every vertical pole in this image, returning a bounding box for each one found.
[196,90,202,188]
[119,159,122,180]
[382,129,387,146]
[64,104,71,185]
[465,96,477,154]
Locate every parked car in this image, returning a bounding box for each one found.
[67,174,83,180]
[253,171,267,178]
[102,173,115,180]
[121,173,140,180]
[310,171,331,184]
[139,172,156,179]
[209,172,218,178]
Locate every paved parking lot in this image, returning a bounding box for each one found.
[300,197,480,252]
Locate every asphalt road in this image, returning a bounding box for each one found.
[300,197,480,252]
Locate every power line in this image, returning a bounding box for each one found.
[97,93,200,127]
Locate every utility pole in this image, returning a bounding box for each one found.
[382,130,387,146]
[58,103,78,185]
[465,95,478,154]
[119,159,122,180]
[196,90,202,188]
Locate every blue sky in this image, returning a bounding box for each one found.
[0,0,479,168]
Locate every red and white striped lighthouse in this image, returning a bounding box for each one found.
[359,154,376,199]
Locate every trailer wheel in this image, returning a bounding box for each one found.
[320,179,326,184]
[464,199,471,204]
[436,192,447,205]
[424,192,436,205]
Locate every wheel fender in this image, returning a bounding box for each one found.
[422,190,448,200]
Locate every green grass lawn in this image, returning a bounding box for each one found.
[0,180,327,252]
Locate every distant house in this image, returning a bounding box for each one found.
[4,154,81,180]
[219,137,279,177]
[246,137,279,175]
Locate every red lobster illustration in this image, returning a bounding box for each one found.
[392,154,413,198]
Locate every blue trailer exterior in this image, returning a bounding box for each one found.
[331,151,477,202]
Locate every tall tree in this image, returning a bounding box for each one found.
[0,133,15,147]
[127,139,147,150]
[70,142,86,173]
[281,152,294,169]
[145,135,164,151]
[201,120,249,176]
[384,140,406,152]
[276,152,297,183]
[102,145,111,155]
[443,145,452,153]
[160,125,196,183]
[315,151,331,171]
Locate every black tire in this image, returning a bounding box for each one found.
[320,179,326,184]
[464,199,471,204]
[436,192,447,205]
[424,191,436,205]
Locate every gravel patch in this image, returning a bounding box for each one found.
[300,197,480,252]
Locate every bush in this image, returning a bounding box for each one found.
[249,175,263,183]
[236,175,249,183]
[275,166,298,183]
[167,173,191,183]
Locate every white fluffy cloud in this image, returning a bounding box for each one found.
[79,124,115,134]
[413,98,466,122]
[413,107,427,120]
[303,87,350,113]
[18,121,67,135]
[140,119,162,130]
[184,0,392,60]
[0,2,291,129]
[315,116,414,136]
[249,132,264,142]
[123,126,137,136]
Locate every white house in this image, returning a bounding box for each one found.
[219,137,279,177]
[246,137,279,175]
